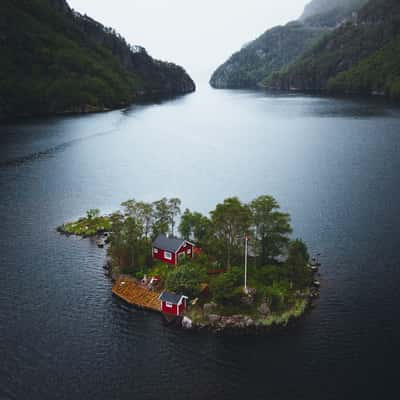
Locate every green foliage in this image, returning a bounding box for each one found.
[327,35,400,100]
[261,282,289,311]
[0,0,194,119]
[210,197,252,269]
[285,239,312,289]
[165,263,207,298]
[266,0,400,99]
[210,22,326,89]
[179,209,212,245]
[86,209,100,220]
[121,199,154,238]
[61,213,111,236]
[250,195,292,265]
[210,0,369,89]
[210,267,244,305]
[152,197,182,237]
[107,212,151,275]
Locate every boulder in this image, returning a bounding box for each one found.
[181,317,193,330]
[258,302,271,316]
[208,314,221,324]
[241,287,257,305]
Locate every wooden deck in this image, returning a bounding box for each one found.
[112,276,161,312]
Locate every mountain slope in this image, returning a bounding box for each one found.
[300,0,368,25]
[0,0,195,120]
[265,0,400,99]
[210,22,326,89]
[210,0,366,89]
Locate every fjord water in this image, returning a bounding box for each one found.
[1,85,400,400]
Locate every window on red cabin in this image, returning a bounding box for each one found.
[153,248,158,254]
[165,302,173,308]
[164,251,172,260]
[187,248,191,255]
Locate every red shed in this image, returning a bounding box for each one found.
[152,234,195,266]
[159,291,188,316]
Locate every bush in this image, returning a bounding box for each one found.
[261,283,289,311]
[210,267,244,305]
[165,263,207,299]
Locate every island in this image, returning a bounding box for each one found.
[58,196,321,334]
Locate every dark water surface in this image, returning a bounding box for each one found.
[1,86,400,400]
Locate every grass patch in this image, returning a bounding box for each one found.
[59,215,112,236]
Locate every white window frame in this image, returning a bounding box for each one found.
[165,302,173,308]
[153,248,158,254]
[187,248,191,255]
[164,251,172,260]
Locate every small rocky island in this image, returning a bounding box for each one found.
[59,196,321,334]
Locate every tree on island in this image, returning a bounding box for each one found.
[250,195,292,266]
[179,209,212,245]
[121,199,154,239]
[152,197,182,238]
[86,208,100,220]
[210,197,252,269]
[165,263,207,299]
[286,239,311,289]
[168,198,182,236]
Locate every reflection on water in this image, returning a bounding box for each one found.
[0,85,400,400]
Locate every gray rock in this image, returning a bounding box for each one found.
[258,302,271,316]
[181,317,193,330]
[208,314,221,324]
[241,287,257,305]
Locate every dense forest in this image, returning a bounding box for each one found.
[0,0,195,120]
[211,0,400,101]
[267,0,400,100]
[210,0,366,89]
[210,22,327,89]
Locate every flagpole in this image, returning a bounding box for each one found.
[244,235,248,293]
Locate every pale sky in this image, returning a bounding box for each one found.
[67,0,309,82]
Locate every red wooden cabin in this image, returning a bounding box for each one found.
[159,291,188,316]
[152,234,196,266]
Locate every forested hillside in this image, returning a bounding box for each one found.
[0,0,195,120]
[210,22,326,89]
[210,0,366,89]
[266,0,400,100]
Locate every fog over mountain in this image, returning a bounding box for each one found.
[67,0,310,81]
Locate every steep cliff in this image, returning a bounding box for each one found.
[210,0,368,89]
[210,22,326,89]
[266,0,400,99]
[0,0,195,120]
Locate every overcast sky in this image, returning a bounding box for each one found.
[67,0,309,82]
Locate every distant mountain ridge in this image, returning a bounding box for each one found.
[0,0,195,120]
[210,0,400,100]
[300,0,368,23]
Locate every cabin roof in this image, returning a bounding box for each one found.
[159,291,187,305]
[152,234,186,253]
